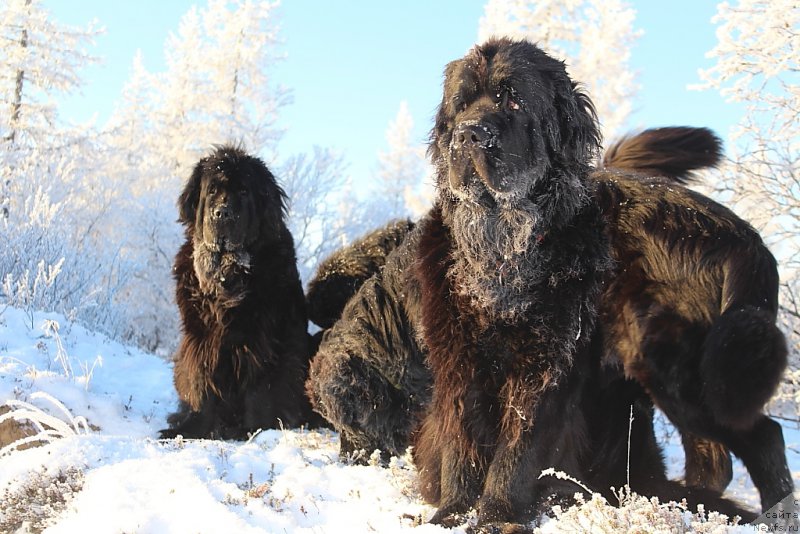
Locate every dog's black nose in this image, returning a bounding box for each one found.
[212,205,232,221]
[454,123,494,148]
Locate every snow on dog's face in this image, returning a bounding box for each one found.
[429,38,600,212]
[178,146,287,297]
[428,38,601,318]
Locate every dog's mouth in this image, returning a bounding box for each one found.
[448,153,537,212]
[464,146,494,187]
[193,237,252,298]
[209,236,244,254]
[448,137,490,183]
[200,220,248,254]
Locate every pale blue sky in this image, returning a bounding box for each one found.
[46,1,742,186]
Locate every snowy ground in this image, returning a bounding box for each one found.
[0,307,796,533]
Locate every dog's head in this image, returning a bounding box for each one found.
[429,38,600,224]
[178,146,287,296]
[428,38,602,318]
[179,145,287,252]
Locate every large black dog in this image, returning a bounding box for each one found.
[307,38,782,528]
[160,146,319,440]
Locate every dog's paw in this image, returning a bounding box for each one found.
[467,521,533,534]
[429,509,470,528]
[476,495,514,524]
[158,428,178,439]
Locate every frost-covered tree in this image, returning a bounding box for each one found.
[693,0,800,420]
[96,0,295,352]
[280,147,350,284]
[0,0,135,340]
[150,0,287,177]
[0,0,106,218]
[106,0,288,200]
[0,0,100,148]
[371,101,433,220]
[478,0,641,141]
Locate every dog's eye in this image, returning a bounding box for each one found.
[208,184,218,195]
[496,90,521,112]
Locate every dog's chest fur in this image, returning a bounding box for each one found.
[416,210,562,391]
[414,202,611,438]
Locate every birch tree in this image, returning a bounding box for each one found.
[0,0,126,334]
[372,101,432,220]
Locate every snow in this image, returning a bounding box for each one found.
[0,306,797,532]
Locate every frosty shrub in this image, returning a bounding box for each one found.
[0,175,135,341]
[0,391,92,457]
[0,466,85,533]
[540,488,744,533]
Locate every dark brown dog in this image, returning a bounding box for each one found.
[593,129,791,511]
[160,146,319,440]
[410,38,613,528]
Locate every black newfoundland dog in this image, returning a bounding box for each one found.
[160,146,319,440]
[307,38,791,527]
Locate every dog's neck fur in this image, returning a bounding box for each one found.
[192,236,252,303]
[439,166,591,323]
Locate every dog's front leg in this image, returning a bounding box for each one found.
[476,378,588,527]
[427,430,484,527]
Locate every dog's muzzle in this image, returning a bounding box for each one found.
[452,120,497,151]
[448,120,500,196]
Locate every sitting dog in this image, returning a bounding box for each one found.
[160,146,320,440]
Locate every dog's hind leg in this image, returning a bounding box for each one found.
[720,415,794,512]
[682,432,733,493]
[632,313,793,513]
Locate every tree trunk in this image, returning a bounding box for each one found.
[7,0,32,146]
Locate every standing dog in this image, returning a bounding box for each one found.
[593,129,791,511]
[161,146,319,440]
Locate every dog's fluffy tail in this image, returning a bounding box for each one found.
[601,126,723,183]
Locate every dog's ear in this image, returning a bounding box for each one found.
[552,75,602,165]
[428,61,460,166]
[178,158,205,225]
[250,156,289,219]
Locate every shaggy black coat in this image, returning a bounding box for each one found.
[160,146,319,440]
[306,219,414,330]
[307,41,792,523]
[307,39,767,528]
